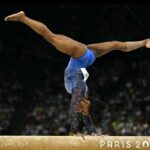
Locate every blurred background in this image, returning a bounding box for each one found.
[0,3,149,135]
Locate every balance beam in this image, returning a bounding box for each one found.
[0,136,150,150]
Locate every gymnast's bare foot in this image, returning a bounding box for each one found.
[145,39,150,48]
[4,11,25,22]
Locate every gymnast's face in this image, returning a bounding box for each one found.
[76,97,91,114]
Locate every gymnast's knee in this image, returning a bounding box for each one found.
[112,41,127,51]
[40,24,55,41]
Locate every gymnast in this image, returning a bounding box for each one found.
[5,11,150,135]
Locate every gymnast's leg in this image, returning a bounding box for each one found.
[87,39,150,58]
[5,11,87,58]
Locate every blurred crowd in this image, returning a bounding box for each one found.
[0,69,23,134]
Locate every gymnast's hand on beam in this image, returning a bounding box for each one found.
[74,132,86,140]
